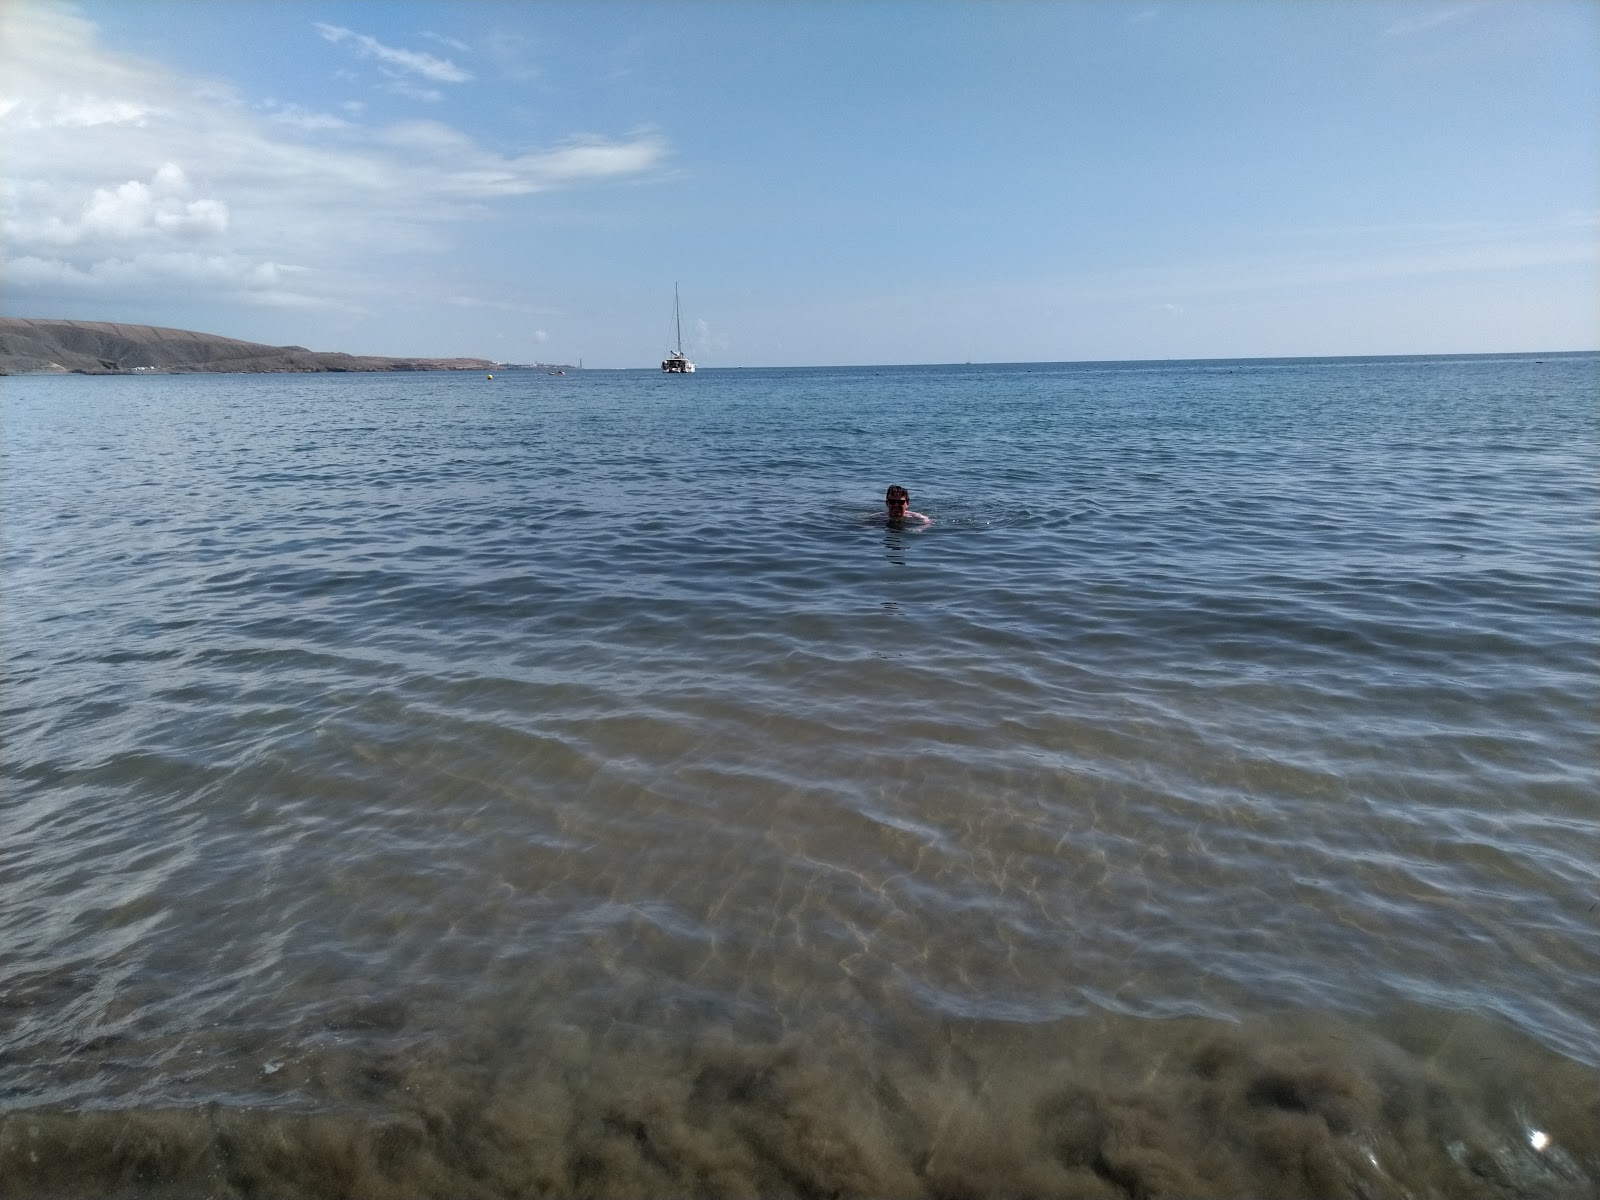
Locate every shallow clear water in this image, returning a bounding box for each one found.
[2,355,1597,1198]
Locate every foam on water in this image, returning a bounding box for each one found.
[2,355,1597,1196]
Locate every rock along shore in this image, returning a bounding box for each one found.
[0,318,497,375]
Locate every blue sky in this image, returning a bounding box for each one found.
[2,1,1594,366]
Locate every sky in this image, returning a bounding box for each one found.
[1,0,1595,367]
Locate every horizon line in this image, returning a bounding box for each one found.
[573,349,1596,371]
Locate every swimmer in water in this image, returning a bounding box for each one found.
[883,484,931,526]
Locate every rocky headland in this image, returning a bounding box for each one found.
[0,318,497,375]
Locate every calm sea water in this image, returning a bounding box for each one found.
[2,355,1596,1198]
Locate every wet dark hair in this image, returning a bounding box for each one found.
[885,485,910,503]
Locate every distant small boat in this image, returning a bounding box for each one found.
[661,284,695,373]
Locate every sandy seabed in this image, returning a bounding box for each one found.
[4,1010,1596,1200]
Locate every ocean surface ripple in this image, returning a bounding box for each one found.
[3,355,1596,1198]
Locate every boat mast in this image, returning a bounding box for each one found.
[674,282,684,356]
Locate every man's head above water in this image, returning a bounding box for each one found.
[883,485,931,525]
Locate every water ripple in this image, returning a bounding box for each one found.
[2,360,1596,1186]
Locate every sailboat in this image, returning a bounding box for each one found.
[661,284,695,373]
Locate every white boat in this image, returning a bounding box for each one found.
[661,284,695,373]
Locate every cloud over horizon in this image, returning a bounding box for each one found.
[0,1,669,320]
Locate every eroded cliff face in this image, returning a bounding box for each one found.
[0,318,495,374]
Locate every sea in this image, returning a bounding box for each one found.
[1,353,1596,1199]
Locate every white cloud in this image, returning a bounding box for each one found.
[84,168,228,239]
[692,317,730,353]
[1381,5,1479,39]
[382,119,479,153]
[446,295,553,315]
[6,250,323,307]
[0,0,670,319]
[377,123,669,196]
[6,163,227,248]
[992,226,1599,312]
[526,136,669,183]
[422,31,472,54]
[1,93,156,128]
[382,80,445,103]
[315,22,472,84]
[264,102,353,132]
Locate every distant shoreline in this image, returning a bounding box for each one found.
[0,317,499,376]
[3,318,1590,376]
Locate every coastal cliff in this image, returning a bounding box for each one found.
[0,318,497,375]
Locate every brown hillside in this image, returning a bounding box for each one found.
[0,318,495,375]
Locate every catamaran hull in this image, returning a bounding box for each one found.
[662,285,694,371]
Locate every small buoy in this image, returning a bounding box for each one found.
[486,374,493,380]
